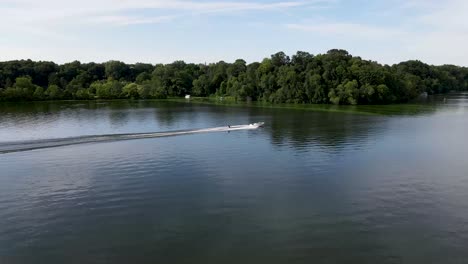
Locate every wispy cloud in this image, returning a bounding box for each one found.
[1,0,466,65]
[284,0,468,65]
[120,0,308,12]
[286,22,405,39]
[1,0,315,25]
[86,15,177,26]
[0,0,323,43]
[416,0,468,30]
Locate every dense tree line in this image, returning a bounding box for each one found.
[1,49,467,104]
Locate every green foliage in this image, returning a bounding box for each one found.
[33,87,45,100]
[192,75,210,96]
[137,78,167,99]
[105,60,129,81]
[15,76,36,90]
[2,76,38,101]
[136,72,151,84]
[75,88,90,100]
[45,85,63,100]
[122,83,140,99]
[93,80,123,99]
[329,80,359,105]
[1,50,468,103]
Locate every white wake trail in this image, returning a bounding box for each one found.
[0,123,264,154]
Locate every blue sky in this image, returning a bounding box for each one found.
[0,0,467,65]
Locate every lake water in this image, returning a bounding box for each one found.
[1,95,468,263]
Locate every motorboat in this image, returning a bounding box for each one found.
[249,122,265,128]
[226,122,264,130]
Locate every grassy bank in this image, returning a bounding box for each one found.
[165,96,439,116]
[1,96,441,116]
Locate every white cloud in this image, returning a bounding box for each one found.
[285,0,468,66]
[0,0,319,50]
[286,22,405,39]
[2,0,467,66]
[417,0,468,30]
[86,15,177,26]
[117,0,307,11]
[16,0,317,11]
[0,0,328,63]
[0,0,316,36]
[395,0,468,65]
[1,0,312,26]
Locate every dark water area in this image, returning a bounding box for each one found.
[1,95,468,263]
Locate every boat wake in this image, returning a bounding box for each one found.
[0,123,264,154]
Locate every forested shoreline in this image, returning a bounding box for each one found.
[1,49,467,105]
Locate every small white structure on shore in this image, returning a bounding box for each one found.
[185,94,191,99]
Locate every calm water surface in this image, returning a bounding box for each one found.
[1,95,468,263]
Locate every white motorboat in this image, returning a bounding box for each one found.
[249,122,265,128]
[226,122,264,130]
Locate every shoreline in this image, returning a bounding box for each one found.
[0,96,443,116]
